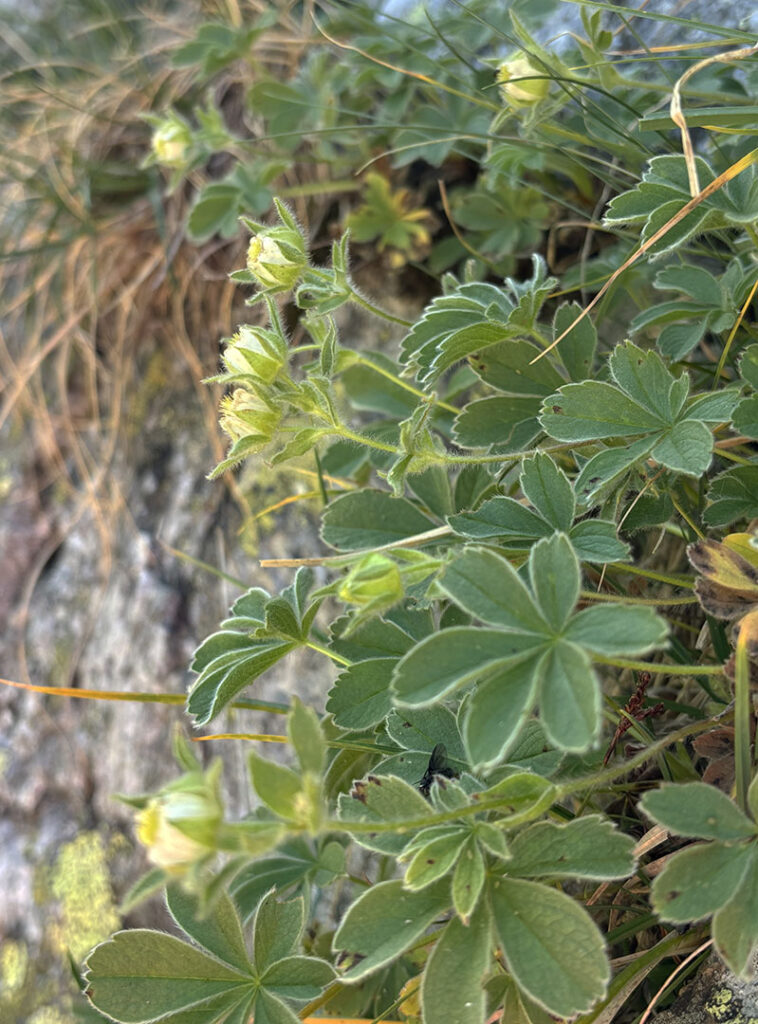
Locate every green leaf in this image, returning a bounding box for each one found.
[287,697,326,776]
[521,454,575,532]
[253,890,303,973]
[448,495,552,542]
[270,428,330,466]
[462,655,541,768]
[248,752,302,820]
[338,775,432,854]
[165,887,251,974]
[739,344,758,388]
[451,838,486,922]
[641,783,758,840]
[704,466,758,527]
[329,615,416,661]
[649,418,714,476]
[231,842,317,921]
[568,520,631,563]
[574,436,656,505]
[453,463,495,513]
[608,342,679,422]
[479,773,556,821]
[529,533,580,632]
[408,466,454,519]
[392,627,537,707]
[732,394,758,439]
[188,639,296,725]
[565,604,668,655]
[651,841,754,923]
[712,850,758,977]
[469,339,564,396]
[538,642,599,751]
[658,320,707,360]
[386,705,465,762]
[332,879,450,982]
[404,832,467,890]
[553,302,597,382]
[489,877,609,1016]
[453,396,540,448]
[259,956,335,1001]
[320,490,435,550]
[506,815,636,878]
[421,905,491,1024]
[84,931,250,1023]
[187,183,243,242]
[252,990,300,1024]
[642,199,711,258]
[440,547,547,633]
[341,353,418,418]
[119,867,168,915]
[326,658,395,730]
[540,380,661,441]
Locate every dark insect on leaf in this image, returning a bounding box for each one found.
[418,743,459,799]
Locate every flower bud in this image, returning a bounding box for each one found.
[496,55,549,108]
[151,116,193,169]
[246,231,306,292]
[219,388,280,446]
[223,324,287,384]
[339,554,404,608]
[135,772,222,874]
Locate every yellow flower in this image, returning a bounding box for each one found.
[496,55,549,108]
[135,775,222,874]
[151,118,192,168]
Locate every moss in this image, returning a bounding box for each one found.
[49,832,119,962]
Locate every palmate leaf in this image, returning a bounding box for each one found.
[448,452,630,563]
[603,154,729,257]
[540,341,736,501]
[642,783,758,975]
[84,888,255,1023]
[392,536,667,765]
[399,258,556,385]
[188,572,318,724]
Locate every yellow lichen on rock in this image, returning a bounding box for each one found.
[49,832,119,962]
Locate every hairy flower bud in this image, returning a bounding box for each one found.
[135,771,223,874]
[223,324,287,384]
[246,231,307,292]
[219,388,280,446]
[339,554,404,607]
[151,116,193,168]
[496,55,549,108]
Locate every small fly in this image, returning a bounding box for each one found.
[418,743,459,799]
